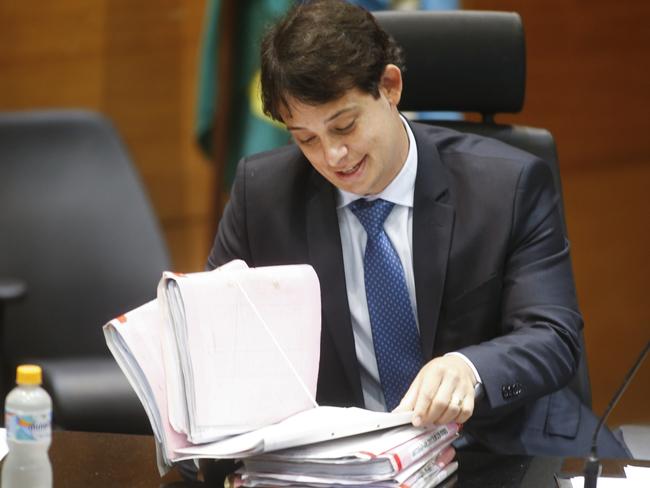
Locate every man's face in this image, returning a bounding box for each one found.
[280,66,408,196]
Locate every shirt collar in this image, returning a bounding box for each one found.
[336,115,417,209]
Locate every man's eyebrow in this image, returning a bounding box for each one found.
[286,106,357,131]
[324,106,356,123]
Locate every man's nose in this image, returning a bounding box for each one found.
[323,139,348,167]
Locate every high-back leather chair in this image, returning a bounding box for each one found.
[375,10,591,407]
[0,110,170,433]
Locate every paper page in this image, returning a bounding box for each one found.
[157,276,190,436]
[103,300,192,467]
[263,407,413,454]
[162,263,321,443]
[175,407,413,460]
[624,465,650,484]
[259,424,427,461]
[259,422,458,462]
[402,447,456,488]
[428,460,458,488]
[571,466,650,488]
[158,260,251,438]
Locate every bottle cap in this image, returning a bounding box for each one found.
[16,364,42,385]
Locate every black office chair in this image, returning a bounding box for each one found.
[374,10,592,408]
[0,110,171,434]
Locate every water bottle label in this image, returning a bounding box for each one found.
[5,408,52,442]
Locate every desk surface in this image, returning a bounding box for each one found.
[1,430,647,487]
[1,431,185,488]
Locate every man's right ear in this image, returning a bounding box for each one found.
[379,64,403,107]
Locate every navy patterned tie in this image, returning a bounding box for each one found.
[349,198,423,411]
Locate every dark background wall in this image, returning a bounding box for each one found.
[0,0,647,427]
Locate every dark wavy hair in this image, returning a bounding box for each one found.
[260,0,405,121]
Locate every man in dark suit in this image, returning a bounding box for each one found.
[207,0,626,457]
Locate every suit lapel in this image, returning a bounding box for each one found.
[410,123,455,360]
[305,170,363,406]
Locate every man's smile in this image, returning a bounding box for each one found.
[336,155,367,177]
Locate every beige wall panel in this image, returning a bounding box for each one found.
[464,0,649,426]
[563,163,650,426]
[0,0,214,271]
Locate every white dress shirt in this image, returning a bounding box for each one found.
[336,117,481,411]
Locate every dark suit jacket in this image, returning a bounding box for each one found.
[207,122,626,457]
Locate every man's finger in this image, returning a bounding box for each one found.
[436,395,464,425]
[394,373,421,412]
[437,381,475,424]
[423,377,457,425]
[436,446,456,468]
[456,393,474,424]
[412,368,443,426]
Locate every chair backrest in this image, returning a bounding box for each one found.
[375,10,591,407]
[0,110,171,397]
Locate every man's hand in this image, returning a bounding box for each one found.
[394,355,477,427]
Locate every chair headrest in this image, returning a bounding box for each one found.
[374,10,525,115]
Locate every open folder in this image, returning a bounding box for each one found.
[104,260,322,466]
[103,260,417,472]
[157,260,321,443]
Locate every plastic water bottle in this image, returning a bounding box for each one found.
[2,364,53,488]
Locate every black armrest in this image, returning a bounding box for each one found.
[40,357,152,435]
[0,278,28,396]
[0,278,27,304]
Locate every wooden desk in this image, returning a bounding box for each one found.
[2,430,186,488]
[3,430,647,487]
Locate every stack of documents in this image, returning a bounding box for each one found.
[104,260,323,470]
[174,406,417,459]
[102,259,461,484]
[232,422,460,487]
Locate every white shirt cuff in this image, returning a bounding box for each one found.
[444,352,483,385]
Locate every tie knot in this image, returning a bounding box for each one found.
[349,199,395,237]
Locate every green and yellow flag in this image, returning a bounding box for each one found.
[196,0,292,189]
